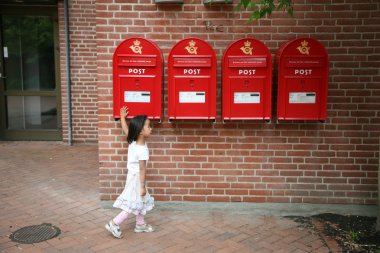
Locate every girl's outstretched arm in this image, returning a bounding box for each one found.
[120,106,129,135]
[139,160,147,197]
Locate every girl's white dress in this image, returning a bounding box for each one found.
[113,141,154,215]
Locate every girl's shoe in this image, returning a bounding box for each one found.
[134,224,154,233]
[105,220,123,238]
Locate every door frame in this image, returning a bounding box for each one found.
[0,5,62,140]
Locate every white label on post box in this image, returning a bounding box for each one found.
[179,92,205,103]
[234,92,260,104]
[3,47,8,58]
[124,91,150,103]
[289,92,316,104]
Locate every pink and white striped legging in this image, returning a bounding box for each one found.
[113,210,144,226]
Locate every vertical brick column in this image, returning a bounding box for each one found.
[58,0,98,143]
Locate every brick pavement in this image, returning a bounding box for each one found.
[0,142,336,253]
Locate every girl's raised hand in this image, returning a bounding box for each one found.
[140,187,146,197]
[120,106,129,118]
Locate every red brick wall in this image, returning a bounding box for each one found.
[94,0,380,203]
[59,0,98,143]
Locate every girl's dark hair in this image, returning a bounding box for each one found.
[127,115,148,144]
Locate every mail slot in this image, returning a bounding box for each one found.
[276,38,329,120]
[113,37,163,119]
[168,38,216,121]
[222,38,272,121]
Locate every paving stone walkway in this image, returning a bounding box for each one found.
[0,142,337,253]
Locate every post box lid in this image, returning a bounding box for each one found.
[113,37,163,60]
[223,38,271,69]
[169,37,216,58]
[276,37,328,60]
[223,38,271,58]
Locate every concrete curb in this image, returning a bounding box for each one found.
[99,201,377,217]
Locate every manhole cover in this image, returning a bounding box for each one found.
[9,223,61,244]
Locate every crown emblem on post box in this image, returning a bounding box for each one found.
[240,40,253,55]
[297,40,310,55]
[185,40,198,55]
[130,39,143,54]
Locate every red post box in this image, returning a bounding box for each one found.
[113,37,163,120]
[168,38,216,121]
[276,38,329,121]
[222,38,272,121]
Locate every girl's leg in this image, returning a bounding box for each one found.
[135,213,145,225]
[135,213,154,233]
[105,210,128,238]
[113,210,129,225]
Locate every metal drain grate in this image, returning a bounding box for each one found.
[9,223,61,244]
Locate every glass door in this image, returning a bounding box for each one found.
[0,7,61,140]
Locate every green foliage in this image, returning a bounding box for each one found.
[347,230,360,242]
[235,0,293,21]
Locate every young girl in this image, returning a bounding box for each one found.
[105,106,155,239]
